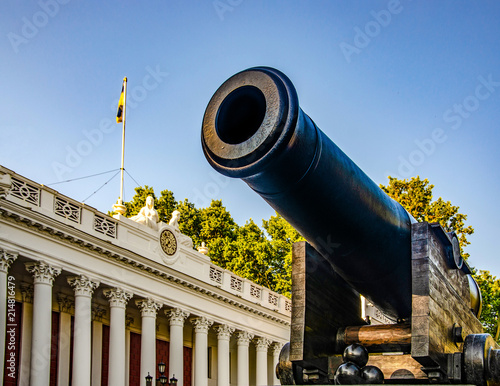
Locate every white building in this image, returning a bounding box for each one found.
[0,165,291,386]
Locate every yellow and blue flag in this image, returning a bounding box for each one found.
[116,79,126,123]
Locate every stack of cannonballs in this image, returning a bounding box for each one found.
[333,344,384,384]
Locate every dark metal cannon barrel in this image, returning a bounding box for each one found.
[201,67,413,319]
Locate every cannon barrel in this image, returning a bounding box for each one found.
[201,67,414,319]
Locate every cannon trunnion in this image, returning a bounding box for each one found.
[201,67,498,384]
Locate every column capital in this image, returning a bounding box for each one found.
[254,336,272,352]
[236,331,254,346]
[25,261,61,284]
[103,287,133,308]
[214,324,235,341]
[0,249,18,273]
[68,275,100,297]
[57,294,74,313]
[136,298,162,317]
[271,341,284,355]
[165,307,189,327]
[92,303,107,322]
[21,283,34,303]
[191,316,213,334]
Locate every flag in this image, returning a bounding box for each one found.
[116,79,125,123]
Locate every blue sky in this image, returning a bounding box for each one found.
[1,1,499,276]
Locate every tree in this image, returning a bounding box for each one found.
[263,212,305,297]
[380,176,474,259]
[474,270,500,339]
[123,185,157,217]
[198,200,238,267]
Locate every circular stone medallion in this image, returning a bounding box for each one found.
[160,228,178,256]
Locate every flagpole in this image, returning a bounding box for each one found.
[119,77,127,204]
[113,77,128,216]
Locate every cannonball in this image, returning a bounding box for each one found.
[361,365,384,384]
[343,344,369,367]
[334,362,362,385]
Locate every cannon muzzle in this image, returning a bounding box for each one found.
[201,67,413,319]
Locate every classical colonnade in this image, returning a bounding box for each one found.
[1,254,282,386]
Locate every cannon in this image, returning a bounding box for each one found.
[201,67,497,384]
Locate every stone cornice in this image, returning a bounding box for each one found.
[0,198,290,326]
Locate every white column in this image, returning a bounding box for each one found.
[19,284,34,386]
[104,287,133,386]
[0,250,17,381]
[91,305,106,386]
[214,324,234,386]
[254,337,271,386]
[271,342,283,385]
[136,298,162,386]
[166,308,189,386]
[125,328,131,385]
[236,331,253,386]
[25,261,61,386]
[57,295,73,386]
[68,275,99,386]
[191,316,214,386]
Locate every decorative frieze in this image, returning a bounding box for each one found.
[285,300,292,312]
[191,316,214,334]
[214,324,235,341]
[165,307,189,327]
[103,287,133,308]
[0,249,18,273]
[68,275,100,297]
[25,261,61,285]
[136,298,163,317]
[9,177,40,206]
[93,214,117,238]
[54,196,81,223]
[236,331,254,346]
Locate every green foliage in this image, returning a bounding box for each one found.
[474,270,500,339]
[124,185,156,217]
[263,212,305,297]
[120,187,300,297]
[380,176,474,259]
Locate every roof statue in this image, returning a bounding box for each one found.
[129,195,159,231]
[168,210,193,248]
